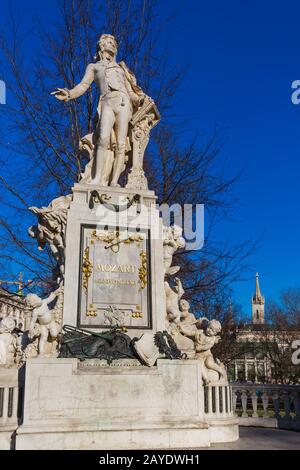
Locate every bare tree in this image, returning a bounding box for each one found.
[259,288,300,383]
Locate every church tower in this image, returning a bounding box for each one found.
[252,272,265,324]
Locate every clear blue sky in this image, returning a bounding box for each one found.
[1,0,300,318]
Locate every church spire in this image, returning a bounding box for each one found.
[254,272,263,302]
[252,272,265,324]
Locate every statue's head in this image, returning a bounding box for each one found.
[206,319,222,337]
[95,34,118,61]
[179,299,190,313]
[26,293,42,308]
[0,316,15,333]
[172,225,185,248]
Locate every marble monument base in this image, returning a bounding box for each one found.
[16,358,238,449]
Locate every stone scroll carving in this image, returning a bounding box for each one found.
[126,98,160,190]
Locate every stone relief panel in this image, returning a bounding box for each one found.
[78,225,152,329]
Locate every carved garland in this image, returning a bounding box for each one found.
[91,229,144,253]
[139,250,147,290]
[89,191,141,211]
[82,246,93,291]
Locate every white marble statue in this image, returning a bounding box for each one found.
[52,34,159,188]
[180,318,226,384]
[163,225,186,276]
[26,289,62,357]
[0,317,17,365]
[28,195,71,280]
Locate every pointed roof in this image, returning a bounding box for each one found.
[252,272,265,304]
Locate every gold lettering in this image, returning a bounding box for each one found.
[96,263,136,274]
[95,278,136,286]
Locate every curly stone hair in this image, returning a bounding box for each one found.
[207,319,222,335]
[94,34,118,62]
[0,316,16,333]
[26,293,42,308]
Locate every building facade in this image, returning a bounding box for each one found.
[0,288,29,331]
[228,274,299,384]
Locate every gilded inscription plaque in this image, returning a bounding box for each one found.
[78,225,151,329]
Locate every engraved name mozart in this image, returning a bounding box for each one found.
[95,263,138,287]
[96,263,136,274]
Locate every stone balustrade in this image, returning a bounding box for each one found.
[204,383,234,419]
[203,382,239,444]
[0,367,24,449]
[231,382,300,430]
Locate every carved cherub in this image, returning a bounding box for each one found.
[178,317,225,383]
[165,277,184,324]
[28,195,71,280]
[190,319,226,384]
[163,225,186,276]
[26,289,62,356]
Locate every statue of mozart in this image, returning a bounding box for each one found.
[52,34,159,188]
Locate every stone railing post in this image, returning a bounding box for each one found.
[250,390,258,418]
[282,391,292,420]
[232,388,238,414]
[261,389,269,418]
[241,389,248,418]
[272,391,280,419]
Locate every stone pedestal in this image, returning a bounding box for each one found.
[63,184,166,337]
[16,184,239,450]
[16,357,215,450]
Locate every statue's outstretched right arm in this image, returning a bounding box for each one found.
[51,63,95,102]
